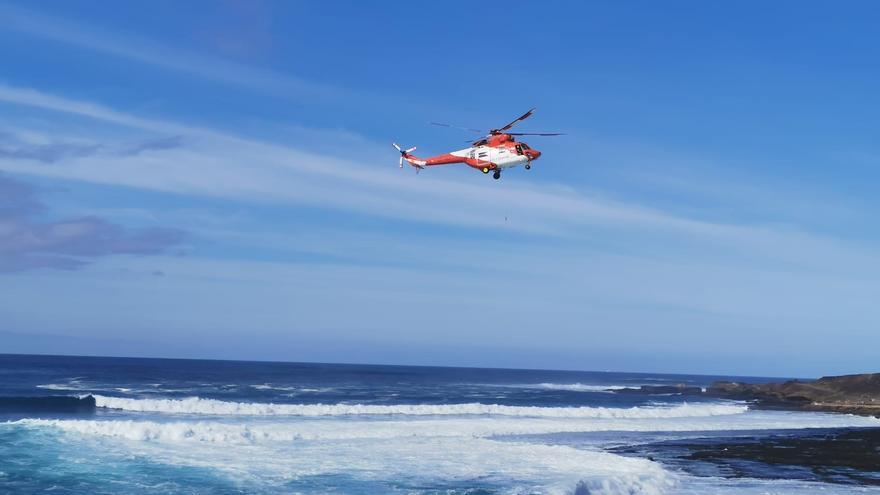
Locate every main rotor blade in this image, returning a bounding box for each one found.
[429,122,484,134]
[496,108,536,132]
[506,132,565,136]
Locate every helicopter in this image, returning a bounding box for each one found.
[393,108,563,180]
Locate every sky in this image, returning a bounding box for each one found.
[1,1,879,377]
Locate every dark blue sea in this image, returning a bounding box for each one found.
[1,354,878,494]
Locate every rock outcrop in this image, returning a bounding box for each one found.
[706,373,880,417]
[0,394,97,413]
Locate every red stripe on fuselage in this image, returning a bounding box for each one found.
[407,153,497,170]
[423,153,464,166]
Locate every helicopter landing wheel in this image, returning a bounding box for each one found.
[493,170,501,180]
[482,167,490,174]
[525,163,531,170]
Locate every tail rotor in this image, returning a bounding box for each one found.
[393,143,417,168]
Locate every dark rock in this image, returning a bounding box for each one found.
[706,373,880,417]
[0,394,96,413]
[612,428,880,486]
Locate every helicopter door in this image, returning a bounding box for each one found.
[475,147,490,166]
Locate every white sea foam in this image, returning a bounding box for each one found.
[531,383,631,392]
[8,420,676,495]
[36,383,80,391]
[37,378,92,391]
[16,408,880,444]
[486,382,633,393]
[37,382,135,394]
[249,384,327,393]
[90,395,747,418]
[12,409,880,495]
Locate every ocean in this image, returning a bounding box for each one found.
[1,354,878,494]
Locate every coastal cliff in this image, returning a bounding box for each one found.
[706,373,880,417]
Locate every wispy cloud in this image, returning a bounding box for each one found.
[0,129,185,162]
[118,136,186,157]
[1,84,878,279]
[0,173,184,272]
[0,132,102,163]
[0,85,771,236]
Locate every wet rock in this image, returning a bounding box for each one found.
[612,428,880,486]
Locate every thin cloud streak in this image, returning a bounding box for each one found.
[0,128,185,163]
[0,86,776,233]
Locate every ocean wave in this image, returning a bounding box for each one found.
[530,383,630,392]
[480,382,631,393]
[36,383,82,391]
[250,384,328,393]
[37,382,137,394]
[36,380,94,392]
[13,417,880,495]
[90,395,748,418]
[25,396,880,451]
[13,409,880,444]
[8,420,676,494]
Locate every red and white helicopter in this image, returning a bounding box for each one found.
[393,108,563,180]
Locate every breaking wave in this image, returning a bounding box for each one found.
[36,383,82,391]
[8,420,677,494]
[90,394,747,418]
[35,380,90,392]
[13,410,880,444]
[529,383,630,392]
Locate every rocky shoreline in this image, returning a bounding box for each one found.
[612,428,880,486]
[615,373,880,417]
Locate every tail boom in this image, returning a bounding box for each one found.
[394,143,467,171]
[393,143,498,173]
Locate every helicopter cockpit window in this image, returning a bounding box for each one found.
[515,144,523,155]
[520,143,530,150]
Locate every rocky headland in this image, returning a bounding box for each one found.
[705,373,880,417]
[612,373,880,417]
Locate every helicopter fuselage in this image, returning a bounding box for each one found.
[403,134,541,175]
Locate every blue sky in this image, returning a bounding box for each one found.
[1,1,879,377]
